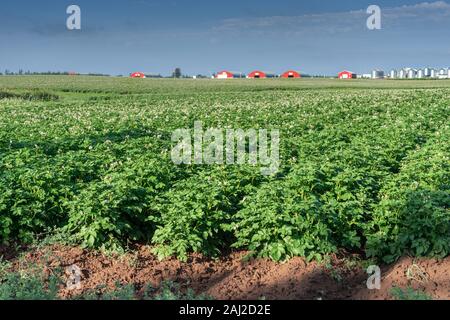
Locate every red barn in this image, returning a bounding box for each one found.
[248,71,276,79]
[338,71,356,79]
[281,70,301,78]
[215,71,243,79]
[130,72,146,78]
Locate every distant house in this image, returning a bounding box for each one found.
[130,72,146,78]
[338,71,357,79]
[281,70,301,78]
[248,71,277,79]
[215,71,243,79]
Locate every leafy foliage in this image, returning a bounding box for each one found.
[366,131,450,262]
[0,271,60,300]
[0,77,449,263]
[390,287,433,300]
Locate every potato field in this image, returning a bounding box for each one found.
[0,76,449,266]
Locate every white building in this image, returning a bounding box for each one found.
[390,70,397,78]
[430,69,437,78]
[417,69,424,79]
[407,69,416,79]
[438,68,448,79]
[372,70,385,79]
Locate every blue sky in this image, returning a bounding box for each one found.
[1,0,450,75]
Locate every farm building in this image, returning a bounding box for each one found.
[338,71,357,79]
[372,70,385,79]
[390,70,397,78]
[248,71,277,79]
[215,71,243,79]
[281,70,301,78]
[130,72,146,78]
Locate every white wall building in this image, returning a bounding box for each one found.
[372,70,385,79]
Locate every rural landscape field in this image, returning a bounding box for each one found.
[0,76,448,300]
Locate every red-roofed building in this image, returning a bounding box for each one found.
[130,72,146,78]
[215,71,243,79]
[281,70,301,78]
[338,71,356,79]
[248,70,276,79]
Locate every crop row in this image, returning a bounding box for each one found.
[0,83,448,263]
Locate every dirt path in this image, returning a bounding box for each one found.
[2,245,449,300]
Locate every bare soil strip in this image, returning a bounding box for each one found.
[1,245,449,300]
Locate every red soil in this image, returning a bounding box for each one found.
[2,245,449,300]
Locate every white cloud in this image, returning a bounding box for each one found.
[383,1,450,20]
[212,1,450,36]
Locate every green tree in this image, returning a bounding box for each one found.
[172,68,182,78]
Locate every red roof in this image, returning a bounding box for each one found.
[215,71,235,79]
[248,70,267,78]
[338,71,356,79]
[281,70,301,78]
[130,72,146,78]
